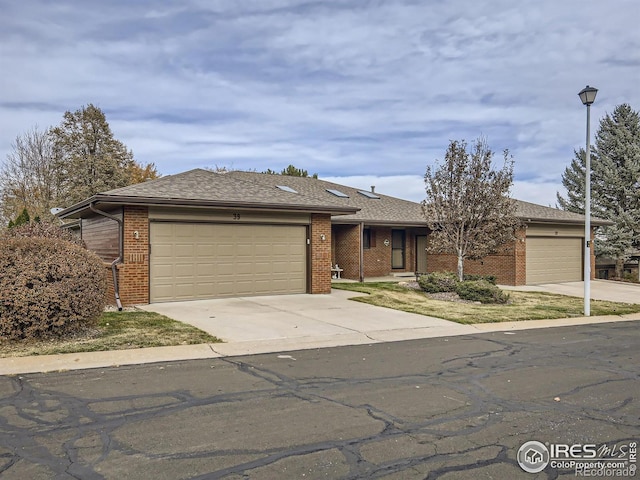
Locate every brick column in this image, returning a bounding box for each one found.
[310,214,332,293]
[119,206,150,305]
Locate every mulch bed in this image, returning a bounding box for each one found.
[398,281,479,304]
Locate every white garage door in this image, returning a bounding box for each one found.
[150,223,307,302]
[526,237,583,284]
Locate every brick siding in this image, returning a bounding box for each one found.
[310,214,332,293]
[332,224,361,279]
[333,226,425,279]
[427,227,597,285]
[363,227,393,277]
[118,206,150,305]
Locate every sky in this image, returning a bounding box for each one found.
[1,0,639,206]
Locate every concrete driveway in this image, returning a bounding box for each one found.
[505,279,640,303]
[140,289,474,347]
[136,281,640,360]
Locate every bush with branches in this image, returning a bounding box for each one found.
[462,274,497,285]
[0,236,106,340]
[2,221,84,247]
[455,280,509,304]
[418,272,508,304]
[417,272,459,293]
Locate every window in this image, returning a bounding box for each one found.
[358,190,380,199]
[276,185,297,193]
[326,189,349,198]
[363,228,371,249]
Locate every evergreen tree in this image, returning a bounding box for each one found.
[593,104,640,276]
[557,103,640,277]
[556,149,587,214]
[263,165,318,178]
[9,208,31,228]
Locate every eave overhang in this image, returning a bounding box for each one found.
[57,195,359,219]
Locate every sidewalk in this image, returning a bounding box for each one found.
[2,312,639,376]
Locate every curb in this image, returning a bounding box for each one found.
[1,314,639,376]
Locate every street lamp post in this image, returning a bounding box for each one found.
[578,85,598,316]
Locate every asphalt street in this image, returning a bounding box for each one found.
[0,321,638,480]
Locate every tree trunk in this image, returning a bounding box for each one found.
[615,257,624,279]
[457,255,464,282]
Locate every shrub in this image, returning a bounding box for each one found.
[0,236,107,340]
[2,221,85,247]
[455,280,509,304]
[418,272,459,293]
[463,274,497,285]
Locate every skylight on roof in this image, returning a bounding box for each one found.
[276,185,298,193]
[358,190,380,199]
[326,188,349,198]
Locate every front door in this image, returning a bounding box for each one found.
[391,230,405,269]
[416,235,427,273]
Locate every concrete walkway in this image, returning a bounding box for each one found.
[1,287,639,376]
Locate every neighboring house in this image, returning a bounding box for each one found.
[427,200,611,286]
[57,169,609,306]
[596,252,640,281]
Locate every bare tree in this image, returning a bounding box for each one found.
[0,126,62,224]
[50,104,136,205]
[1,106,160,226]
[423,138,520,281]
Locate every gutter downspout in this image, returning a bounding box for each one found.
[89,203,123,311]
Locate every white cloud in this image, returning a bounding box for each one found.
[1,0,638,209]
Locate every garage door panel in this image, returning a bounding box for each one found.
[235,262,254,274]
[150,223,307,302]
[153,264,174,277]
[254,262,272,274]
[216,244,235,256]
[174,244,195,257]
[153,244,174,257]
[526,237,582,284]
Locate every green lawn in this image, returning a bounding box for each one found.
[332,282,640,324]
[0,310,221,358]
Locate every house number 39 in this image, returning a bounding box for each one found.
[233,213,241,220]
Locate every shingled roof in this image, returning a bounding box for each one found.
[58,168,609,226]
[226,171,426,226]
[515,199,610,226]
[58,169,359,218]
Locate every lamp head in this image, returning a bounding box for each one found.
[578,85,598,106]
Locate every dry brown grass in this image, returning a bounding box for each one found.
[333,282,640,324]
[0,310,221,358]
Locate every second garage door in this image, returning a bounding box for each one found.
[526,236,583,284]
[150,223,307,302]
